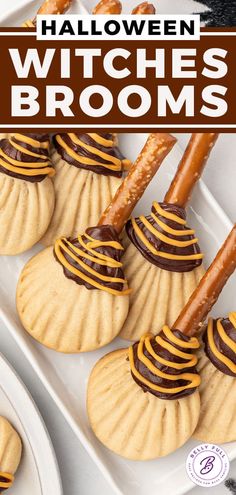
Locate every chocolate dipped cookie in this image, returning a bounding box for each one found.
[17,134,175,352]
[88,225,236,459]
[120,134,218,341]
[0,417,22,492]
[41,135,131,247]
[0,134,55,255]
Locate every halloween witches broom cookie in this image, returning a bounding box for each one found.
[87,226,236,460]
[41,133,131,246]
[17,134,176,353]
[193,226,236,444]
[42,0,156,246]
[0,417,22,492]
[41,0,129,246]
[120,133,219,341]
[0,134,55,255]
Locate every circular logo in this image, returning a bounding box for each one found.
[186,444,230,488]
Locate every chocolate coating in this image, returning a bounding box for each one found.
[131,329,199,400]
[0,134,51,182]
[54,225,125,291]
[0,474,11,493]
[126,202,202,272]
[204,318,236,377]
[54,133,127,177]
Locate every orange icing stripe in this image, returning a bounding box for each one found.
[87,133,114,147]
[140,215,198,247]
[0,135,54,178]
[56,135,122,172]
[162,325,199,349]
[63,238,122,268]
[151,212,195,236]
[207,316,236,374]
[57,239,126,284]
[131,217,203,261]
[129,330,200,394]
[229,312,236,328]
[145,335,197,370]
[14,133,49,149]
[0,472,14,489]
[68,133,121,166]
[54,234,131,297]
[9,138,47,159]
[0,158,54,177]
[153,201,186,225]
[0,149,50,169]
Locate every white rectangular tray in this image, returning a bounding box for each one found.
[1,133,236,495]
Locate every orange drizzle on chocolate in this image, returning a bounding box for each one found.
[54,225,131,296]
[129,327,200,399]
[204,313,236,377]
[126,201,203,272]
[0,472,14,490]
[0,134,54,182]
[54,133,131,177]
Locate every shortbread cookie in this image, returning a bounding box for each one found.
[87,329,201,459]
[41,133,131,246]
[0,134,55,255]
[17,134,176,353]
[88,224,236,459]
[121,205,205,341]
[120,134,219,341]
[0,416,22,491]
[194,313,236,443]
[17,239,129,352]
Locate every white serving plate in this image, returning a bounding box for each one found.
[0,133,236,495]
[0,353,62,495]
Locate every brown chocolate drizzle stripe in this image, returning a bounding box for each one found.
[0,134,54,182]
[54,133,131,177]
[126,201,203,272]
[54,225,131,295]
[0,472,14,490]
[204,313,236,377]
[129,327,200,400]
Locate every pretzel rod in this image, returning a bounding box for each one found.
[174,225,236,336]
[37,0,73,15]
[132,2,156,14]
[98,133,176,234]
[164,133,219,207]
[93,0,122,14]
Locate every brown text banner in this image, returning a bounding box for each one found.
[0,29,235,131]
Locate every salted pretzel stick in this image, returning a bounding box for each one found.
[164,133,219,207]
[37,0,73,15]
[174,225,236,336]
[93,0,122,14]
[132,2,156,14]
[99,133,176,234]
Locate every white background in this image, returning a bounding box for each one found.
[1,1,236,493]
